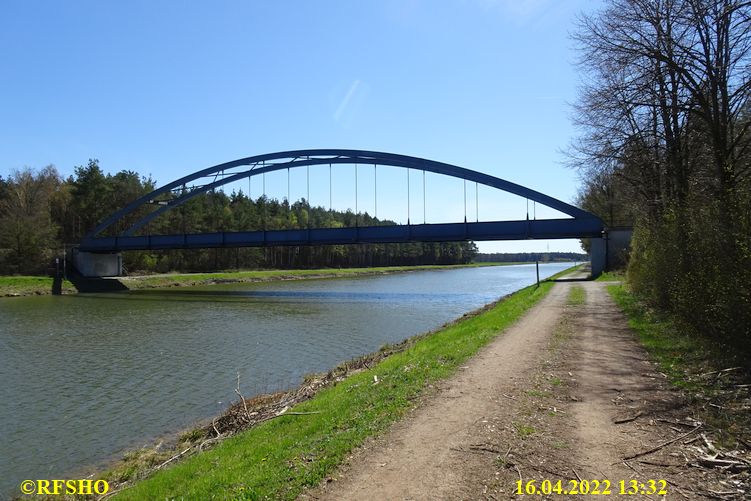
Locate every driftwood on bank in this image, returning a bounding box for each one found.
[98,305,507,500]
[201,309,488,440]
[623,424,703,461]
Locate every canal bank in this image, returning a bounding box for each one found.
[1,263,574,498]
[0,276,76,297]
[307,278,749,500]
[0,263,526,297]
[101,266,579,500]
[117,263,524,290]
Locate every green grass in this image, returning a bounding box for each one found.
[525,389,551,398]
[606,284,751,447]
[0,275,75,296]
[608,282,747,382]
[0,262,544,296]
[121,263,522,290]
[595,270,625,282]
[606,284,730,389]
[122,261,572,290]
[567,285,586,305]
[110,268,575,500]
[514,423,536,438]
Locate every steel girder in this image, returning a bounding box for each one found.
[79,219,604,252]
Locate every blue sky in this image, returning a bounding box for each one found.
[0,0,602,253]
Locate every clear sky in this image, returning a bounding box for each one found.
[0,0,602,253]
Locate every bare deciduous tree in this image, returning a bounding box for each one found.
[572,0,751,210]
[0,166,61,274]
[570,0,751,347]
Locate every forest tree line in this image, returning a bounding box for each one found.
[572,0,750,350]
[0,160,478,275]
[474,252,587,263]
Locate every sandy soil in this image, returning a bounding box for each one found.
[301,276,747,500]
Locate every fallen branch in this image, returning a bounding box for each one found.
[235,372,252,423]
[706,488,741,498]
[637,459,682,467]
[663,479,691,499]
[614,411,642,424]
[451,446,499,456]
[269,408,322,420]
[520,459,568,479]
[198,436,222,451]
[622,460,642,476]
[212,417,221,438]
[623,424,702,461]
[723,451,751,465]
[655,418,699,428]
[697,456,750,471]
[156,446,191,470]
[468,444,502,454]
[698,367,741,378]
[737,436,751,450]
[701,433,718,455]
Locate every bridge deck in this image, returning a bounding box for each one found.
[80,218,603,252]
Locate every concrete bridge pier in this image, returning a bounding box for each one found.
[590,238,606,278]
[73,249,122,277]
[590,228,634,278]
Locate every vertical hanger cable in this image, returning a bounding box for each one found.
[407,168,411,224]
[374,164,378,219]
[422,170,426,224]
[355,163,358,226]
[463,179,467,223]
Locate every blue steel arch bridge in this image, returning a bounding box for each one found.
[75,149,607,275]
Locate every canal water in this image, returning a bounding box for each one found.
[0,263,571,496]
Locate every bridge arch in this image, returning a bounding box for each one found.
[86,149,600,241]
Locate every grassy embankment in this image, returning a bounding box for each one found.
[106,267,575,500]
[607,283,750,447]
[0,276,75,297]
[119,262,527,290]
[0,262,533,297]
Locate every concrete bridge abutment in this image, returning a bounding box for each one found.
[590,228,633,278]
[73,249,122,277]
[590,238,607,278]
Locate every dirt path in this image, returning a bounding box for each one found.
[301,278,743,500]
